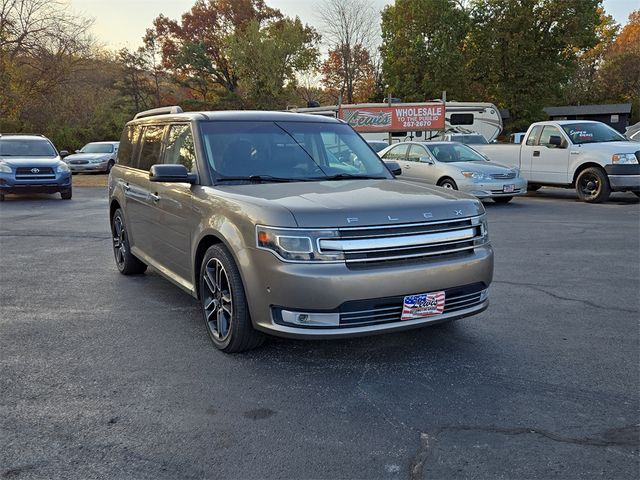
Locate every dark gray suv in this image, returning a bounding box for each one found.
[109,107,494,352]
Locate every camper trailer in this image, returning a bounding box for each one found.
[289,101,503,143]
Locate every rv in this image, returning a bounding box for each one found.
[289,101,503,143]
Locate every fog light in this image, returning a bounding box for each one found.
[280,310,340,326]
[480,289,489,301]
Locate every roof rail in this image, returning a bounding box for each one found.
[133,106,183,120]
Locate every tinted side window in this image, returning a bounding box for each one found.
[382,144,409,160]
[117,125,142,167]
[138,125,165,171]
[526,126,542,146]
[165,124,196,171]
[539,126,562,148]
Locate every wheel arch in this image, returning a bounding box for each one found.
[193,234,226,299]
[571,162,607,187]
[109,199,121,223]
[437,176,457,186]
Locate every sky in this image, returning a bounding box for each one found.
[68,0,637,50]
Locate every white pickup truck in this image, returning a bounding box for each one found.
[472,120,640,202]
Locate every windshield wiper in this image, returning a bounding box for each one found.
[310,173,387,181]
[216,175,302,183]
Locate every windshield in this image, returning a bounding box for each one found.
[199,121,391,182]
[81,143,114,153]
[426,143,486,163]
[0,138,57,157]
[452,134,488,144]
[561,123,626,144]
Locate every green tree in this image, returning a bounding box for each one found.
[229,17,319,109]
[467,0,600,130]
[380,0,471,102]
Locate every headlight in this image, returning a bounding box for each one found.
[612,153,638,164]
[0,161,12,173]
[56,162,70,173]
[461,171,492,181]
[257,226,343,262]
[91,158,106,163]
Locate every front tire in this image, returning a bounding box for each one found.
[111,208,147,275]
[527,183,542,192]
[576,167,610,203]
[438,178,458,190]
[60,188,72,200]
[199,244,264,353]
[106,160,115,173]
[493,196,513,204]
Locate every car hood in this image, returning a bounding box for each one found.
[0,156,61,167]
[446,161,516,173]
[65,153,111,161]
[573,141,640,155]
[217,179,484,228]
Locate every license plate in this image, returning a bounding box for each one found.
[503,184,515,193]
[401,291,445,320]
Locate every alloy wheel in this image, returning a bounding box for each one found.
[203,258,233,341]
[112,215,127,267]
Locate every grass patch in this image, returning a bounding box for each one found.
[72,173,109,188]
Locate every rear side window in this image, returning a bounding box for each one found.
[165,124,196,171]
[381,144,409,160]
[117,126,142,167]
[538,125,562,147]
[138,125,165,171]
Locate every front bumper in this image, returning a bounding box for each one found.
[68,161,109,172]
[605,164,640,191]
[0,172,71,194]
[458,178,528,198]
[237,245,494,338]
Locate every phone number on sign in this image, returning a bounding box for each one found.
[398,119,437,128]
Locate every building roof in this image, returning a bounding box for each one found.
[543,103,632,117]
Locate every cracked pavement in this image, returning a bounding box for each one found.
[1,187,639,479]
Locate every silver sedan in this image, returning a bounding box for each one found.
[379,141,527,203]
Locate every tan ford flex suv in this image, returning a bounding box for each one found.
[109,107,494,352]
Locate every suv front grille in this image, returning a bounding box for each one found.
[319,216,488,266]
[15,167,56,180]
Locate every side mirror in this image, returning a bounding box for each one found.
[59,150,70,158]
[75,149,81,153]
[384,160,402,176]
[149,164,197,183]
[549,135,564,148]
[419,156,434,165]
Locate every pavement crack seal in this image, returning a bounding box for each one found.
[494,280,636,314]
[409,433,430,480]
[355,354,401,430]
[438,424,638,448]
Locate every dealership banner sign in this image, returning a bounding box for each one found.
[338,104,445,132]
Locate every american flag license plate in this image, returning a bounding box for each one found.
[401,291,445,320]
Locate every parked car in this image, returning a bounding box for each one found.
[366,140,389,153]
[64,141,119,173]
[379,141,526,204]
[441,133,489,145]
[109,106,494,352]
[471,120,640,202]
[509,132,526,144]
[0,133,72,201]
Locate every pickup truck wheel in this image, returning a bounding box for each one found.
[493,196,513,204]
[527,184,542,192]
[200,244,264,353]
[438,178,458,190]
[111,208,147,275]
[576,167,610,203]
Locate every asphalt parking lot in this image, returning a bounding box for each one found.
[1,187,638,480]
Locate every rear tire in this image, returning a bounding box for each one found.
[493,196,513,204]
[60,188,72,200]
[438,178,458,190]
[199,244,264,353]
[111,208,147,275]
[575,167,610,203]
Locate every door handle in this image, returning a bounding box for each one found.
[123,183,131,192]
[149,193,160,203]
[533,150,540,157]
